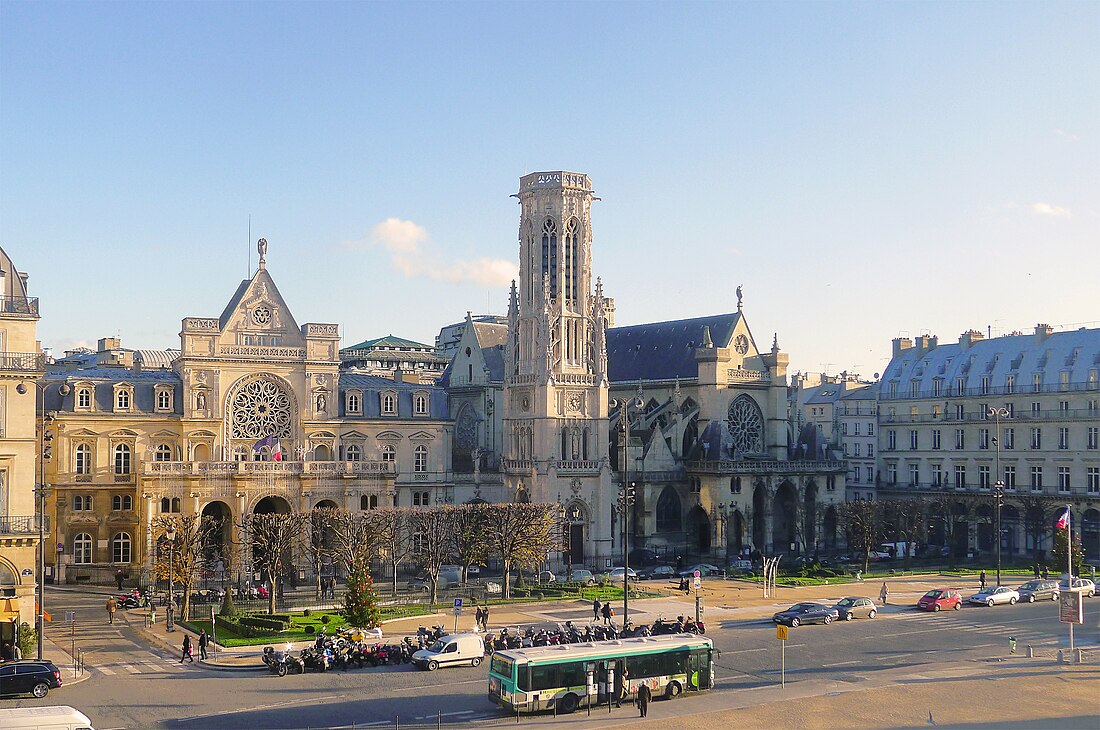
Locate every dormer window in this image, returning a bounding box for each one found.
[113,384,134,412]
[414,391,429,416]
[77,387,92,410]
[154,385,173,413]
[346,390,362,415]
[381,391,397,416]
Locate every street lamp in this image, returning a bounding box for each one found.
[988,406,1009,587]
[165,526,176,632]
[716,503,729,563]
[610,395,643,628]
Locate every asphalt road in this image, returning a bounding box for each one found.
[6,587,1098,729]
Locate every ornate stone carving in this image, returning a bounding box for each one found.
[230,377,293,439]
[727,394,764,455]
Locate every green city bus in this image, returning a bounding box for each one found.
[488,634,715,714]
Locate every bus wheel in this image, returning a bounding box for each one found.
[665,681,683,699]
[559,693,579,714]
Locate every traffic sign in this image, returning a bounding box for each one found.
[1059,590,1083,625]
[693,576,701,590]
[776,624,788,641]
[453,598,463,609]
[693,569,701,578]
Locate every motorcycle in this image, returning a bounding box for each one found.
[263,646,305,676]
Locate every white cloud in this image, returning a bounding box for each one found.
[344,217,518,287]
[1055,128,1079,142]
[1031,202,1071,218]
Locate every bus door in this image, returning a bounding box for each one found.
[687,650,710,691]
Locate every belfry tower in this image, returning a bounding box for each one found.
[503,171,613,566]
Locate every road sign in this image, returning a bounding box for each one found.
[453,598,463,609]
[777,624,788,641]
[693,576,701,590]
[65,611,75,623]
[693,569,701,578]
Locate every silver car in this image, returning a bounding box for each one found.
[967,585,1020,606]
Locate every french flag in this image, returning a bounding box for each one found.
[1055,508,1070,530]
[271,438,284,462]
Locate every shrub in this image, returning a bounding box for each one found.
[304,625,316,635]
[303,609,313,617]
[239,616,289,631]
[17,622,36,659]
[320,614,331,625]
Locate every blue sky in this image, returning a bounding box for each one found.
[2,1,1097,377]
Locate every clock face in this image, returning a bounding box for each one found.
[734,334,749,354]
[252,306,271,325]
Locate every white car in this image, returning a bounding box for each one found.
[968,585,1020,606]
[602,567,639,582]
[1059,577,1097,597]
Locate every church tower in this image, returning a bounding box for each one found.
[503,171,613,566]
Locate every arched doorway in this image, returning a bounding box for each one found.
[255,496,292,515]
[803,480,818,552]
[564,501,587,569]
[686,506,711,555]
[752,484,768,551]
[772,482,797,554]
[823,506,838,551]
[314,444,331,461]
[201,501,233,582]
[729,510,745,556]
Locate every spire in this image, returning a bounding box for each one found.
[702,325,713,348]
[772,333,780,354]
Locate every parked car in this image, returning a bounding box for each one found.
[637,565,677,580]
[677,563,722,578]
[1017,580,1060,603]
[833,596,878,620]
[917,588,963,611]
[628,548,662,566]
[600,567,639,583]
[968,586,1020,606]
[0,660,63,698]
[567,569,596,584]
[772,602,839,627]
[537,570,558,584]
[411,633,485,671]
[1059,577,1096,597]
[727,559,754,575]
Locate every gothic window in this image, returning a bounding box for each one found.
[230,377,293,439]
[73,533,93,564]
[455,405,478,455]
[111,532,132,563]
[541,218,558,300]
[656,486,682,533]
[582,427,590,460]
[74,443,91,474]
[564,218,579,302]
[113,444,132,474]
[414,445,428,472]
[727,394,765,454]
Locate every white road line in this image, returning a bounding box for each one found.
[175,694,346,723]
[119,663,137,674]
[97,665,116,675]
[415,711,475,720]
[823,660,860,667]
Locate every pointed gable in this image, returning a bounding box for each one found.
[214,267,304,348]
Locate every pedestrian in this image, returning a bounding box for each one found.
[1033,563,1041,579]
[979,570,987,591]
[115,569,125,591]
[878,582,889,605]
[180,634,194,663]
[106,596,117,625]
[601,601,613,625]
[593,598,602,622]
[679,577,690,595]
[482,605,490,630]
[474,606,484,631]
[1041,566,1049,580]
[198,629,209,660]
[637,681,651,718]
[330,576,337,600]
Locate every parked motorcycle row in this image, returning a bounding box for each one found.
[483,615,705,654]
[262,625,446,677]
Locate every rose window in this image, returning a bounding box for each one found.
[727,394,764,455]
[230,377,293,439]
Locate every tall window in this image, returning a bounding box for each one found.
[909,430,918,449]
[72,495,91,511]
[73,533,93,564]
[1005,375,1015,393]
[381,393,397,415]
[345,444,362,461]
[77,388,92,409]
[867,444,874,458]
[414,445,428,473]
[360,494,378,510]
[346,392,361,414]
[1033,373,1042,393]
[1058,467,1071,494]
[979,428,989,449]
[978,465,990,489]
[113,444,132,474]
[887,430,896,450]
[954,465,966,489]
[1058,427,1069,450]
[909,463,919,486]
[955,404,965,420]
[156,388,172,411]
[380,445,396,463]
[865,466,874,483]
[414,394,428,415]
[1030,466,1043,492]
[955,429,965,449]
[412,491,430,507]
[155,444,173,462]
[541,218,558,299]
[1087,467,1099,495]
[1004,428,1015,450]
[887,463,897,484]
[1089,427,1099,450]
[74,443,91,474]
[1030,428,1041,449]
[116,389,130,410]
[730,476,742,494]
[655,486,681,532]
[932,430,941,450]
[1004,465,1016,489]
[564,218,579,302]
[932,463,942,486]
[867,423,873,436]
[112,532,132,563]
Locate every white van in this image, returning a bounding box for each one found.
[0,705,95,730]
[411,633,484,671]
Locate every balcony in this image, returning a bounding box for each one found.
[0,296,39,318]
[0,515,48,534]
[554,460,601,474]
[141,460,394,477]
[686,459,848,475]
[0,351,46,373]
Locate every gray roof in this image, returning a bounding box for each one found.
[135,349,180,369]
[881,328,1100,398]
[338,373,449,419]
[473,322,508,349]
[42,367,183,414]
[607,312,741,382]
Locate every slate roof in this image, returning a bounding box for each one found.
[342,335,437,353]
[880,328,1100,398]
[338,373,449,419]
[606,312,741,383]
[42,367,183,414]
[472,322,508,349]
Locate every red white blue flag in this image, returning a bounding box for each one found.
[1055,508,1070,530]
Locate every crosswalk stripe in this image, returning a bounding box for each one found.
[97,665,116,675]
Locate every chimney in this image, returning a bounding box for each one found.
[394,368,405,384]
[892,337,913,358]
[1034,323,1054,342]
[958,330,984,349]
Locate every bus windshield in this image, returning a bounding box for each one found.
[490,654,513,678]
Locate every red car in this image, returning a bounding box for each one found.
[917,588,962,611]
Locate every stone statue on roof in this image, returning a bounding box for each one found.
[736,284,743,311]
[257,238,268,267]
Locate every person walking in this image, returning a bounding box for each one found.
[637,681,652,718]
[474,606,484,631]
[878,581,889,605]
[115,569,125,591]
[198,630,209,660]
[1033,563,1041,579]
[593,598,602,622]
[180,634,194,663]
[979,570,987,591]
[482,605,490,630]
[601,601,613,625]
[106,596,117,625]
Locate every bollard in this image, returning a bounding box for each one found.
[1026,644,1034,658]
[1056,650,1064,664]
[1074,648,1084,664]
[1008,636,1016,655]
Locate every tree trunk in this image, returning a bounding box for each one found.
[502,558,512,599]
[429,576,438,605]
[391,558,399,595]
[268,561,278,614]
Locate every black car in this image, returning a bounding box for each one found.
[0,660,63,698]
[637,564,677,580]
[772,602,840,627]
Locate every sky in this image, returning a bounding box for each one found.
[2,1,1097,378]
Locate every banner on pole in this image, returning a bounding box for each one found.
[1059,590,1084,624]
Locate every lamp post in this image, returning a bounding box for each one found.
[166,526,176,632]
[610,395,643,628]
[716,503,729,564]
[988,406,1009,587]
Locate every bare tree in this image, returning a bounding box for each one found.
[328,508,383,573]
[238,512,307,614]
[483,503,561,598]
[303,507,339,599]
[152,514,220,622]
[410,506,458,604]
[838,499,883,573]
[450,503,491,584]
[375,508,414,594]
[881,498,926,569]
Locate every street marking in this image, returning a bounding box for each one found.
[118,663,136,673]
[415,711,475,720]
[174,694,346,723]
[823,660,860,667]
[97,665,116,675]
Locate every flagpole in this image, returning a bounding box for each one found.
[1066,503,1073,653]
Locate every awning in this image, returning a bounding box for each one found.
[0,598,19,620]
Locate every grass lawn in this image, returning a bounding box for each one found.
[184,605,433,647]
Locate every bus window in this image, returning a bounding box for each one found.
[490,655,514,679]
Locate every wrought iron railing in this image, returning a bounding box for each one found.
[0,515,49,534]
[142,460,394,476]
[0,296,39,316]
[0,351,46,371]
[686,459,848,474]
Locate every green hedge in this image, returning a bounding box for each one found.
[239,615,290,631]
[214,615,262,638]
